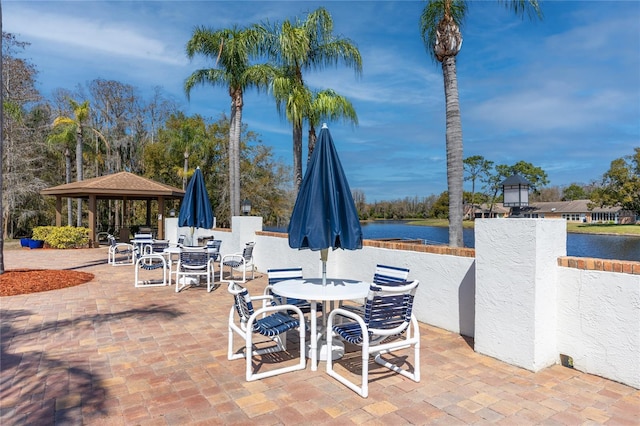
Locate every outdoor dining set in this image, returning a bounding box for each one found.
[107,233,255,292]
[108,231,420,398]
[104,125,420,397]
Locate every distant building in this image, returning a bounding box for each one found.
[468,200,636,224]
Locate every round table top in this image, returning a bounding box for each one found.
[271,278,370,302]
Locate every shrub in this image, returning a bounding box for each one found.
[32,226,90,249]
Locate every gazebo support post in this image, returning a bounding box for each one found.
[157,197,165,239]
[55,197,62,227]
[88,195,96,247]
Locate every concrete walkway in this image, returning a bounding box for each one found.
[1,248,638,425]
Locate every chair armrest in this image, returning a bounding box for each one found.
[221,253,245,265]
[328,307,364,323]
[248,304,306,329]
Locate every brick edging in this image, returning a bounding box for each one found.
[558,256,640,275]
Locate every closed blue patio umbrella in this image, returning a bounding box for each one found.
[178,167,214,244]
[288,124,363,285]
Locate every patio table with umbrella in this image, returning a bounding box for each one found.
[174,167,215,287]
[282,124,365,370]
[178,166,214,245]
[287,124,363,283]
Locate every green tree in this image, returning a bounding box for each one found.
[562,183,587,201]
[486,161,548,215]
[429,191,450,219]
[420,0,542,246]
[306,89,358,161]
[185,25,272,217]
[52,99,93,226]
[258,7,362,193]
[463,155,493,218]
[590,148,640,215]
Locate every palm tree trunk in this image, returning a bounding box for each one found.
[442,56,464,247]
[307,126,317,162]
[228,99,237,219]
[65,148,72,225]
[76,127,84,227]
[293,122,303,194]
[183,150,189,190]
[232,97,243,217]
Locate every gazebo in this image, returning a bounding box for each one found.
[41,172,185,244]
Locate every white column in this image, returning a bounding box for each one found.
[474,218,566,371]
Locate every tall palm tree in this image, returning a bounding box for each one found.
[185,25,272,217]
[420,0,542,247]
[258,7,362,193]
[53,99,91,227]
[306,89,358,160]
[46,131,75,225]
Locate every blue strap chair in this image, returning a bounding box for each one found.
[327,280,421,398]
[175,247,216,293]
[341,264,410,315]
[134,246,168,288]
[227,282,306,381]
[107,234,134,266]
[205,239,222,262]
[264,267,322,314]
[221,242,255,283]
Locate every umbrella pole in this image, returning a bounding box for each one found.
[321,248,328,286]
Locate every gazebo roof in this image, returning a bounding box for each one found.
[41,171,185,200]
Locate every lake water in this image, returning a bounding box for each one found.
[359,221,640,261]
[267,221,640,261]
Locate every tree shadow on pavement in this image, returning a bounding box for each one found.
[0,305,184,425]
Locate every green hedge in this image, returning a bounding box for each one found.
[32,226,91,249]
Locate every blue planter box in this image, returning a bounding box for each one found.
[28,239,44,249]
[20,238,31,247]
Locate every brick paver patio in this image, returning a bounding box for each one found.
[1,247,638,425]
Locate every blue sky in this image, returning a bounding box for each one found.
[4,1,639,202]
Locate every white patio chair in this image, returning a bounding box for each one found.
[205,239,222,262]
[340,264,410,315]
[264,267,321,314]
[327,280,421,398]
[227,281,306,381]
[134,246,168,288]
[221,242,255,283]
[175,247,216,293]
[107,234,134,266]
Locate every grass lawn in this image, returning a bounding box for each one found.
[405,219,640,236]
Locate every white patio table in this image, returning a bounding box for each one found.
[270,278,370,371]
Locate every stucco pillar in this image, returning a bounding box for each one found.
[474,219,566,371]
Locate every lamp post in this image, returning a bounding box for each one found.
[241,199,251,216]
[501,173,530,218]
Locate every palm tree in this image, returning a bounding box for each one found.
[258,7,362,193]
[46,130,74,225]
[306,89,358,160]
[185,25,273,217]
[52,99,92,227]
[420,0,542,247]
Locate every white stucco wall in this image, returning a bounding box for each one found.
[557,267,640,389]
[474,219,566,372]
[175,216,639,389]
[254,236,476,336]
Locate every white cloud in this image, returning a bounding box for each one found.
[5,5,185,65]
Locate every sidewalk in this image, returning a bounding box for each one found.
[1,248,638,425]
